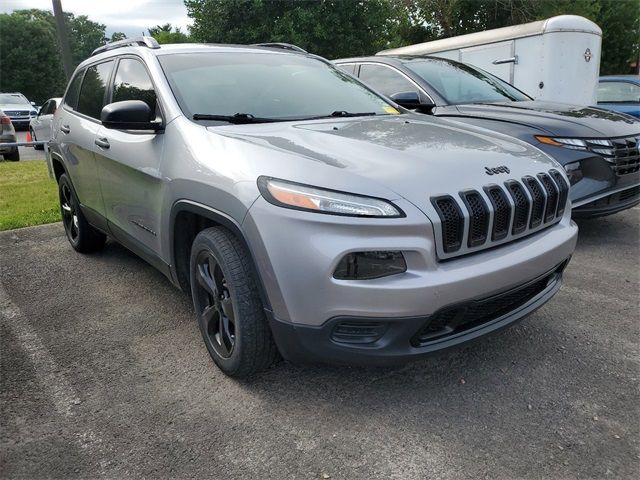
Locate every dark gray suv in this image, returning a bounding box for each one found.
[49,39,577,376]
[335,56,640,218]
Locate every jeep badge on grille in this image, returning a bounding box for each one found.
[485,166,510,175]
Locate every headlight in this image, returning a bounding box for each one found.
[535,136,589,150]
[257,177,404,217]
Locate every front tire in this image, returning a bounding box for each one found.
[189,227,279,377]
[31,129,44,150]
[58,174,106,253]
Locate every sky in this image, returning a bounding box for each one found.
[0,0,192,37]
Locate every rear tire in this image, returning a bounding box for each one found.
[4,148,19,161]
[189,226,279,377]
[58,174,106,253]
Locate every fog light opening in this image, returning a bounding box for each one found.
[333,251,407,280]
[564,161,583,186]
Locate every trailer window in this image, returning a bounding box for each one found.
[405,58,529,105]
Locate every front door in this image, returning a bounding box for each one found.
[94,57,166,256]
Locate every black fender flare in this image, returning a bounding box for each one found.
[168,200,272,311]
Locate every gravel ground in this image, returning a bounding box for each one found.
[1,209,638,479]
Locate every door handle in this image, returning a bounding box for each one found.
[492,56,518,65]
[95,137,110,149]
[60,125,70,134]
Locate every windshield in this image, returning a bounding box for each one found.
[0,94,29,105]
[597,81,640,103]
[405,58,530,105]
[159,52,399,122]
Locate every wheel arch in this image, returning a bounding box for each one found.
[169,200,272,311]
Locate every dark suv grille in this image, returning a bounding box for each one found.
[412,261,567,345]
[3,110,29,117]
[585,135,640,175]
[431,170,569,258]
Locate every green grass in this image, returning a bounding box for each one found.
[0,160,60,231]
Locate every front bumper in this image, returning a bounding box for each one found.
[572,184,640,218]
[268,260,568,366]
[535,140,640,218]
[243,196,578,363]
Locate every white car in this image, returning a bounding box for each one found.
[29,97,62,150]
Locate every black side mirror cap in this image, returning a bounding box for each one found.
[390,91,435,113]
[101,100,162,131]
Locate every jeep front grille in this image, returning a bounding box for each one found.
[430,170,569,259]
[585,135,640,175]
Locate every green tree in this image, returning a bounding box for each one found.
[0,11,65,104]
[184,0,405,58]
[148,23,191,44]
[400,0,639,74]
[0,9,108,104]
[110,32,127,42]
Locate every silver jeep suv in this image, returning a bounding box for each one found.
[49,38,578,377]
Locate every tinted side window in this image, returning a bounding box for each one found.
[64,69,85,110]
[39,101,51,115]
[359,64,417,97]
[77,61,114,119]
[112,58,157,116]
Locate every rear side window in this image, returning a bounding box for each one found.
[77,61,114,119]
[112,58,158,117]
[337,63,357,75]
[359,64,417,97]
[63,69,85,110]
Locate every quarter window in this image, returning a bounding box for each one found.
[112,58,158,117]
[77,61,114,119]
[63,69,85,110]
[358,64,418,98]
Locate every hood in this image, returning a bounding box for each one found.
[208,115,561,213]
[454,101,640,138]
[0,103,33,113]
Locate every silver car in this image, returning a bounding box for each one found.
[49,38,578,377]
[0,109,19,161]
[29,97,62,150]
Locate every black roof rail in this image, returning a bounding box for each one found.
[91,36,160,56]
[252,43,307,54]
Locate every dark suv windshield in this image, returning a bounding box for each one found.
[159,52,398,122]
[405,58,530,105]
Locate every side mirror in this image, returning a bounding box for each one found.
[31,101,36,106]
[101,100,161,131]
[390,91,435,113]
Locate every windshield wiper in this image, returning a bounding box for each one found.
[328,111,377,117]
[192,113,285,124]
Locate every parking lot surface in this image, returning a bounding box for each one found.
[12,130,46,161]
[1,209,638,479]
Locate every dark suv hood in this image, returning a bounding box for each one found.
[454,101,640,138]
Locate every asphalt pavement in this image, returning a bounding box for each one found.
[12,130,46,161]
[1,209,639,479]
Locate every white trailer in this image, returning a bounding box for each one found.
[377,15,602,106]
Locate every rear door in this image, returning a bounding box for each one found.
[57,61,114,217]
[94,56,165,256]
